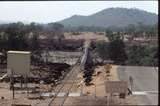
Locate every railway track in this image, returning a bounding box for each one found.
[48,65,81,106]
[47,40,90,106]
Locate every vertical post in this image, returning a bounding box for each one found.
[20,75,23,89]
[24,75,28,97]
[80,83,83,96]
[12,80,15,99]
[110,93,112,104]
[107,93,110,106]
[26,75,29,97]
[129,76,133,91]
[95,76,96,98]
[10,70,15,99]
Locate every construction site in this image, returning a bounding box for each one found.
[0,1,158,105]
[0,31,158,106]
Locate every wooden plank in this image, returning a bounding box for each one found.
[105,81,127,94]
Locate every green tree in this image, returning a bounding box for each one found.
[126,44,158,66]
[5,22,28,50]
[96,38,127,65]
[105,29,114,41]
[30,33,40,51]
[48,22,64,32]
[125,24,136,37]
[95,41,109,60]
[108,38,127,64]
[30,33,42,65]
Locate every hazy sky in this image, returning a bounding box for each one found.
[0,1,158,23]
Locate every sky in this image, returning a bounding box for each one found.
[0,1,158,23]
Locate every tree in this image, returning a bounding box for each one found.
[105,29,114,41]
[126,44,158,66]
[105,28,123,41]
[108,38,127,64]
[0,32,8,51]
[5,22,28,50]
[30,33,40,51]
[95,41,109,60]
[96,38,127,65]
[30,33,42,65]
[48,22,64,32]
[125,24,136,37]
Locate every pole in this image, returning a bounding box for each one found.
[80,82,83,96]
[10,70,15,99]
[26,75,29,97]
[107,93,110,106]
[20,75,23,89]
[24,75,28,97]
[129,76,133,91]
[95,76,96,98]
[12,81,15,99]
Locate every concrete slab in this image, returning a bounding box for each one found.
[132,91,158,95]
[41,92,81,97]
[132,91,147,95]
[41,92,66,97]
[68,92,81,97]
[117,66,158,105]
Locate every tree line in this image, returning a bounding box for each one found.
[95,27,158,66]
[106,22,158,39]
[0,21,158,66]
[64,23,158,39]
[0,22,64,64]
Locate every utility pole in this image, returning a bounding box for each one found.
[129,76,133,91]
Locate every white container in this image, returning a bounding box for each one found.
[7,51,30,76]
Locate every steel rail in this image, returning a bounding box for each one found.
[47,41,90,106]
[47,63,79,106]
[60,66,81,106]
[59,43,90,106]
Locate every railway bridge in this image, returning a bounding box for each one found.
[47,40,93,106]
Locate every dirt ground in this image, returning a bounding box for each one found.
[0,82,52,106]
[0,65,138,106]
[75,64,139,105]
[50,64,139,105]
[64,32,108,41]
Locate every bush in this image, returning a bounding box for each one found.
[96,39,127,65]
[126,44,158,66]
[107,39,127,64]
[95,40,109,60]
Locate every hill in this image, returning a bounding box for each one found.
[59,8,158,28]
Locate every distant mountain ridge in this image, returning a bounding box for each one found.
[58,8,158,28]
